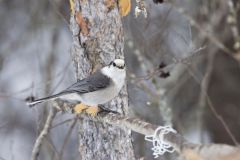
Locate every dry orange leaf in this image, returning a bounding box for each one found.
[119,0,131,16]
[76,11,89,36]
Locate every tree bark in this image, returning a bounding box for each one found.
[69,0,135,159]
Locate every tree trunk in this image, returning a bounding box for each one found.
[69,0,135,159]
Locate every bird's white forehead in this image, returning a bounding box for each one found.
[114,59,125,67]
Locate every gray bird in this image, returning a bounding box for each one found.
[27,59,126,112]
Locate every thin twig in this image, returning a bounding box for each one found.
[59,116,78,160]
[45,137,61,160]
[169,2,233,55]
[187,64,239,145]
[51,118,74,129]
[129,46,205,82]
[31,107,58,160]
[227,0,240,50]
[206,95,239,145]
[196,52,215,142]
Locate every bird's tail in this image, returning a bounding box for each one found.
[26,93,64,107]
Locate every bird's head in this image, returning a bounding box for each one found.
[109,59,125,70]
[101,59,126,84]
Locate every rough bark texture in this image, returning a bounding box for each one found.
[69,0,135,159]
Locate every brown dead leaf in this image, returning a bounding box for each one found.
[76,11,89,36]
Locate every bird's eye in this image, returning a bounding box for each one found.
[112,62,116,67]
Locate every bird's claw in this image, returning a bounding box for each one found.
[85,106,100,117]
[73,103,88,114]
[74,104,118,117]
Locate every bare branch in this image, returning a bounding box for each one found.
[52,100,190,152]
[51,118,74,129]
[80,112,192,153]
[59,116,78,160]
[52,100,240,159]
[31,107,58,160]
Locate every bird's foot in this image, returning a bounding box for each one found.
[85,106,100,117]
[73,103,88,114]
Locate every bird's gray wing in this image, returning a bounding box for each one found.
[61,71,111,94]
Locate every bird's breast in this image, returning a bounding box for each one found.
[80,84,120,106]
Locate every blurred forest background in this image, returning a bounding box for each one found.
[0,0,240,159]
